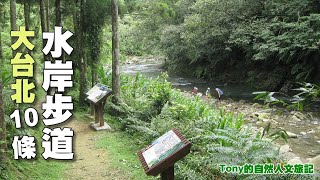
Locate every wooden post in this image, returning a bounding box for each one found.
[161,166,174,180]
[86,84,112,131]
[99,102,104,127]
[90,102,94,115]
[94,105,99,124]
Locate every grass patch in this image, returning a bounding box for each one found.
[96,121,155,180]
[2,123,68,180]
[4,158,67,180]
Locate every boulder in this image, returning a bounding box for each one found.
[281,152,298,161]
[292,111,305,120]
[307,129,315,134]
[262,118,270,122]
[291,115,301,122]
[280,144,292,154]
[308,150,319,156]
[300,131,307,136]
[286,132,298,138]
[239,100,246,104]
[309,155,320,171]
[255,121,263,126]
[252,103,260,107]
[288,157,303,165]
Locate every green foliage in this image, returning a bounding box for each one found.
[1,70,12,87]
[253,82,320,111]
[97,66,111,87]
[99,72,281,179]
[290,82,320,111]
[258,122,289,143]
[253,91,287,105]
[81,0,111,68]
[121,0,320,87]
[196,128,279,166]
[119,0,178,56]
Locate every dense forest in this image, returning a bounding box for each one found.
[121,0,320,91]
[0,0,319,179]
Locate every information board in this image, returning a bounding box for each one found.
[137,128,191,177]
[86,83,111,104]
[142,130,184,168]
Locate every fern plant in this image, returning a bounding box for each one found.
[202,128,278,165]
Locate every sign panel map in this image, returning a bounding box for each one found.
[86,83,110,103]
[142,130,184,168]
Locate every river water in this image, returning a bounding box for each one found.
[122,61,258,99]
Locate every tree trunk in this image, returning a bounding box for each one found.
[10,0,17,56]
[112,0,120,104]
[55,0,65,61]
[72,0,80,88]
[46,0,50,31]
[0,4,3,66]
[78,0,87,106]
[91,62,97,87]
[0,73,6,160]
[24,0,30,31]
[55,0,61,26]
[0,4,6,156]
[39,0,48,61]
[24,0,31,54]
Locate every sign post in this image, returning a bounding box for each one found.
[137,129,192,180]
[86,83,112,131]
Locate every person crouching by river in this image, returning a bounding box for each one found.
[215,88,224,102]
[192,87,198,95]
[191,87,202,97]
[205,87,211,99]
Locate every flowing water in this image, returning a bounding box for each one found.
[122,61,257,99]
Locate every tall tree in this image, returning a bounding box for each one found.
[55,0,65,61]
[112,0,120,104]
[39,0,48,61]
[78,0,87,106]
[24,0,31,54]
[55,0,61,26]
[46,0,50,31]
[0,73,5,160]
[0,1,6,160]
[10,0,17,55]
[24,0,31,30]
[72,0,80,72]
[0,2,3,66]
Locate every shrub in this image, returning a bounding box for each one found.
[98,72,282,179]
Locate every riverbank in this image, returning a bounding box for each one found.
[181,91,320,169]
[122,56,320,172]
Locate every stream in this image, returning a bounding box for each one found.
[122,61,257,99]
[121,58,320,164]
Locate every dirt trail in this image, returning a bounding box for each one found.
[63,119,128,180]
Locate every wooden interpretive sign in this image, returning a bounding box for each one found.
[86,83,111,104]
[137,129,192,180]
[86,83,112,130]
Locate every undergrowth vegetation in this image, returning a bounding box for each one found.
[97,70,316,179]
[253,82,320,111]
